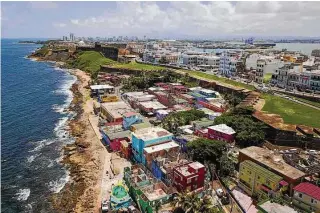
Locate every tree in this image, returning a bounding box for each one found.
[159,57,169,64]
[223,94,242,108]
[161,110,206,134]
[187,138,226,165]
[214,107,266,148]
[154,200,161,213]
[173,192,221,213]
[219,154,235,177]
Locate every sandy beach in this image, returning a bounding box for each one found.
[50,69,108,213]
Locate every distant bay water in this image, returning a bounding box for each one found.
[1,39,77,212]
[193,43,320,55]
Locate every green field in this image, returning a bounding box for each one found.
[176,68,320,128]
[182,70,256,90]
[262,94,320,128]
[286,95,320,108]
[263,73,272,83]
[70,51,117,73]
[111,61,165,71]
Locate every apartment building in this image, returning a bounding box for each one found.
[271,63,320,91]
[219,51,241,77]
[239,160,284,198]
[173,162,205,192]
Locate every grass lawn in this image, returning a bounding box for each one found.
[111,61,165,71]
[263,73,272,83]
[182,70,256,90]
[71,51,117,73]
[262,93,320,128]
[287,95,320,108]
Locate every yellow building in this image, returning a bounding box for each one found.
[293,182,320,213]
[238,160,283,198]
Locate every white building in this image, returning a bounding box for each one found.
[219,51,241,77]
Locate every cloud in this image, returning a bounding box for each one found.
[29,1,57,9]
[64,1,320,37]
[53,23,66,28]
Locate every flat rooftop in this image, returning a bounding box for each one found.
[133,127,172,141]
[208,124,236,135]
[144,141,179,154]
[188,161,205,170]
[90,84,114,90]
[240,146,305,180]
[101,101,133,119]
[139,101,167,110]
[259,201,298,213]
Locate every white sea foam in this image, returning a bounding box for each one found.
[29,139,55,153]
[47,159,54,168]
[48,170,70,193]
[26,153,41,163]
[15,188,30,201]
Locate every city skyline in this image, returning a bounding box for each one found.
[2,1,320,39]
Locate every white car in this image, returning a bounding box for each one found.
[101,200,109,212]
[216,188,224,197]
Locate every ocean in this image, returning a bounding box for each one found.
[1,39,77,212]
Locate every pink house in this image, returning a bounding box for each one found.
[207,124,236,143]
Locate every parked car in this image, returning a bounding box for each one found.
[101,200,109,212]
[216,188,224,198]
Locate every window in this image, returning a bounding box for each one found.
[311,198,315,203]
[187,178,191,184]
[299,193,303,198]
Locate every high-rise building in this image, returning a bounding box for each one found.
[69,33,75,41]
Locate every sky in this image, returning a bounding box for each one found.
[1,1,320,39]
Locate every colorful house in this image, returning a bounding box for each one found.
[173,162,206,192]
[178,93,196,105]
[293,182,320,212]
[152,157,190,186]
[173,135,199,152]
[238,146,306,195]
[207,124,236,143]
[238,160,283,199]
[122,112,142,130]
[100,101,133,122]
[123,165,177,213]
[143,141,179,169]
[138,101,167,115]
[131,127,173,164]
[110,180,132,211]
[100,127,131,151]
[120,140,132,160]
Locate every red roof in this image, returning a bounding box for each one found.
[279,180,288,186]
[293,182,320,200]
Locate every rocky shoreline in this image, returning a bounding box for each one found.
[30,52,105,212]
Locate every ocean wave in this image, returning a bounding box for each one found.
[15,188,30,201]
[52,104,68,114]
[29,139,56,153]
[47,170,70,193]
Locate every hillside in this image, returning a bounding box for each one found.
[67,51,117,76]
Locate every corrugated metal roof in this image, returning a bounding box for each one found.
[294,182,320,200]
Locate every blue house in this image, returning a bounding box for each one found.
[131,127,173,164]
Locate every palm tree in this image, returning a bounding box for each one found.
[172,192,189,210]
